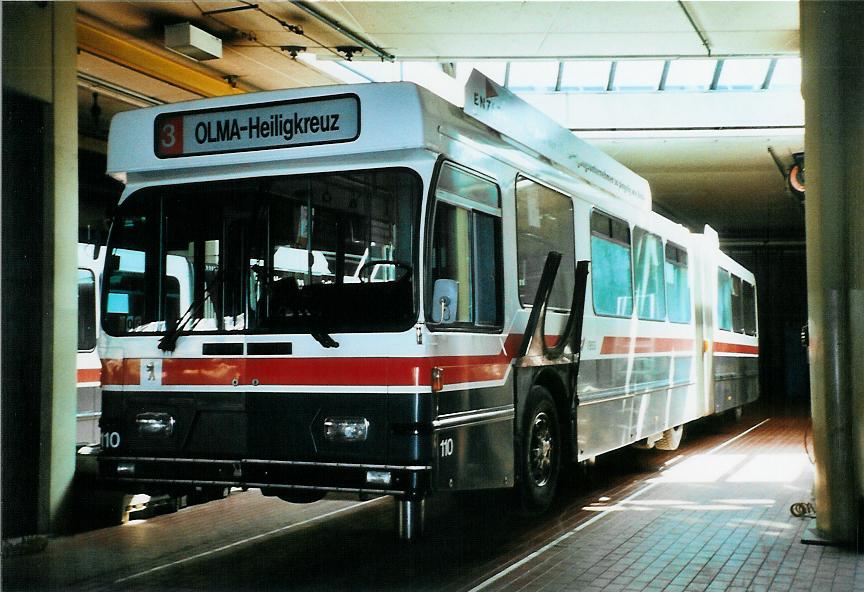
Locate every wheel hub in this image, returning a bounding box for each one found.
[529,411,554,487]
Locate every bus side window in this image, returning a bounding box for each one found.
[664,242,691,323]
[717,268,733,331]
[743,280,757,336]
[633,227,666,321]
[427,163,502,329]
[78,269,97,351]
[515,176,575,309]
[590,211,633,317]
[731,274,744,333]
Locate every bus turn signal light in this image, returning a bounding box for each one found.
[431,367,444,392]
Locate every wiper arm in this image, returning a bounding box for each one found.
[158,298,204,352]
[311,332,339,348]
[263,276,339,348]
[159,269,221,352]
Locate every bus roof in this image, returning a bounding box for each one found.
[108,72,649,207]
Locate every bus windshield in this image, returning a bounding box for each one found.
[103,168,421,337]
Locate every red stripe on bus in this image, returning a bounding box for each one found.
[713,342,759,355]
[77,368,101,384]
[160,355,512,387]
[101,358,140,386]
[600,337,695,355]
[100,333,562,388]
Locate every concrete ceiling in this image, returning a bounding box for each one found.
[75,1,804,240]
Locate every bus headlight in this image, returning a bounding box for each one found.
[323,417,369,443]
[366,470,392,486]
[117,462,136,476]
[136,412,176,438]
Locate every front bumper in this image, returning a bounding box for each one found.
[97,455,432,498]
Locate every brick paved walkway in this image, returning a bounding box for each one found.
[477,417,864,592]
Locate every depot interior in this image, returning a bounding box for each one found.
[2,1,862,546]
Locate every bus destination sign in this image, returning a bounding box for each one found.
[154,94,360,158]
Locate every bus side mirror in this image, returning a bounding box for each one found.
[431,279,458,323]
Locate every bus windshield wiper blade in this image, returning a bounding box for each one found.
[159,269,221,352]
[158,299,204,352]
[311,332,339,348]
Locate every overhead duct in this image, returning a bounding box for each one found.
[77,21,242,97]
[164,23,223,61]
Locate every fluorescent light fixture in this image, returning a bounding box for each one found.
[296,53,370,84]
[165,23,222,61]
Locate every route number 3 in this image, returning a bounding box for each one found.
[160,123,176,149]
[156,115,183,157]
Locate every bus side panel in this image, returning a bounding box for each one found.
[433,417,514,491]
[76,384,101,446]
[576,397,634,460]
[713,355,759,414]
[433,380,515,491]
[575,354,700,461]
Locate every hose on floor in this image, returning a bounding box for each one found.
[790,501,816,518]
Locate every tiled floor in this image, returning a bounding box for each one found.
[4,414,862,591]
[475,417,864,592]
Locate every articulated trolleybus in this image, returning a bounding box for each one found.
[97,71,758,539]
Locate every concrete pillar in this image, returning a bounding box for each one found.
[800,1,864,545]
[43,1,80,534]
[2,1,79,535]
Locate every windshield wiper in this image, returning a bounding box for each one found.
[258,274,340,348]
[159,270,221,352]
[158,297,205,352]
[311,331,339,348]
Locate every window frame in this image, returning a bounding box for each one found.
[742,279,758,336]
[78,267,98,352]
[731,274,745,334]
[717,267,734,332]
[589,209,634,319]
[632,226,667,322]
[514,174,576,311]
[425,160,504,333]
[102,167,423,337]
[664,241,692,324]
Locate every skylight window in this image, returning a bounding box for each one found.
[663,59,717,91]
[769,58,801,90]
[342,60,400,82]
[559,61,612,92]
[716,59,772,90]
[507,61,560,92]
[455,62,507,87]
[611,60,666,92]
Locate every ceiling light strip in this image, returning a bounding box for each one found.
[77,21,244,98]
[77,72,163,107]
[290,1,395,62]
[380,54,796,62]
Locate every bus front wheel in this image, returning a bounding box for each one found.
[517,385,561,515]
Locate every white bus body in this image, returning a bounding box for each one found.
[96,72,758,538]
[77,243,104,447]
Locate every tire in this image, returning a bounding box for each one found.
[654,425,684,451]
[517,385,561,515]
